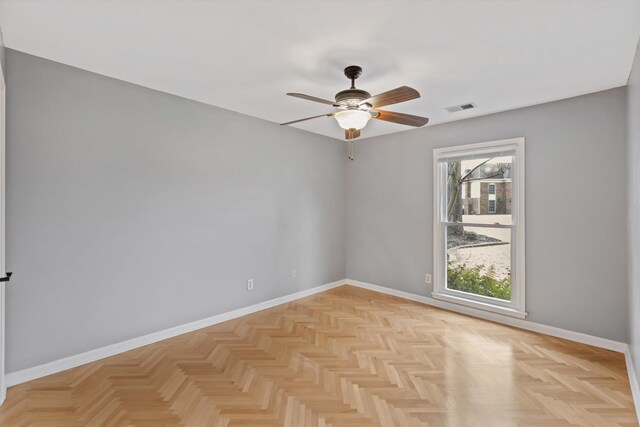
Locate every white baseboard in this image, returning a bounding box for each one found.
[345,279,628,353]
[5,279,347,387]
[624,348,640,424]
[4,278,631,391]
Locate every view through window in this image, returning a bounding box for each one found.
[433,138,525,317]
[447,156,513,300]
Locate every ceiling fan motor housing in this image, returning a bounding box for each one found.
[335,89,371,107]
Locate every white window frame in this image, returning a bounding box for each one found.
[488,183,496,195]
[432,137,526,319]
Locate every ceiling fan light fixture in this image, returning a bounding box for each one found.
[334,110,371,130]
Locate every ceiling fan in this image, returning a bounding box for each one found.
[281,65,429,140]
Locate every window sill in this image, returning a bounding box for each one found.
[431,292,527,319]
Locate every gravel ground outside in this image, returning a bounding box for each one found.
[448,243,511,280]
[448,215,512,281]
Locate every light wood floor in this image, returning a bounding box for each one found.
[0,285,636,426]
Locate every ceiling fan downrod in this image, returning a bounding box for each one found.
[344,65,362,89]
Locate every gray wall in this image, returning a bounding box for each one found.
[346,87,629,342]
[4,49,346,373]
[629,42,640,381]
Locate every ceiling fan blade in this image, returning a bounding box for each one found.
[360,86,420,108]
[280,112,335,126]
[345,129,361,140]
[372,110,429,127]
[287,93,337,106]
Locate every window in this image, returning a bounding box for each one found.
[433,138,526,318]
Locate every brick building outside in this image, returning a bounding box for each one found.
[461,166,512,215]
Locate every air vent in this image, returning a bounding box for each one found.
[446,102,477,113]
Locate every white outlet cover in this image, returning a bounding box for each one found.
[425,274,432,284]
[247,279,254,290]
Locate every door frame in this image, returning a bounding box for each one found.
[0,60,6,404]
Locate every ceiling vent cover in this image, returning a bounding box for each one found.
[446,102,477,113]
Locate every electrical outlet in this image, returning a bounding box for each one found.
[247,279,254,291]
[291,270,297,279]
[425,273,432,284]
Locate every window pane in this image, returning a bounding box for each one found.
[446,225,511,301]
[446,156,513,223]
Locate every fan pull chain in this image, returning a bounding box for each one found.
[348,141,355,161]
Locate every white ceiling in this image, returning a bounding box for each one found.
[1,0,639,140]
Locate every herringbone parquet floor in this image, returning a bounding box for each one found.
[0,285,636,426]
